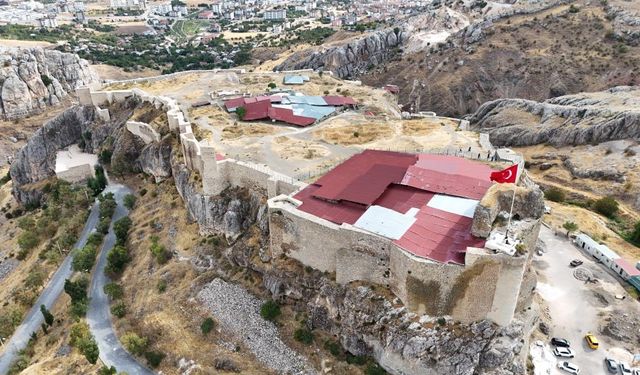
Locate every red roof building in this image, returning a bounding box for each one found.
[293,150,497,264]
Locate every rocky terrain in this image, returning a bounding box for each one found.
[275,28,404,79]
[0,47,98,120]
[468,86,640,147]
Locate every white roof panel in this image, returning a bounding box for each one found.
[354,205,416,240]
[427,194,479,218]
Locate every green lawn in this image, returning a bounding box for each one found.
[169,19,208,44]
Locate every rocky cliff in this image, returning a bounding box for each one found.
[468,86,640,147]
[274,28,403,78]
[0,47,98,120]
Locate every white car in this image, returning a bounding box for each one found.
[553,347,575,358]
[557,361,580,374]
[620,363,632,375]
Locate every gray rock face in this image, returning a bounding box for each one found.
[0,47,98,120]
[171,156,264,240]
[138,134,173,182]
[9,105,96,187]
[469,86,640,147]
[275,28,403,78]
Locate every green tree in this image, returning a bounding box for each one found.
[121,332,148,356]
[145,351,165,368]
[200,317,215,335]
[17,231,39,252]
[69,321,99,364]
[64,277,89,303]
[40,305,54,326]
[294,328,314,344]
[236,106,247,120]
[562,221,578,237]
[106,245,129,274]
[630,221,640,245]
[123,194,137,210]
[98,366,117,375]
[593,196,619,218]
[110,301,126,318]
[260,300,281,321]
[113,216,132,245]
[72,245,97,272]
[267,82,276,89]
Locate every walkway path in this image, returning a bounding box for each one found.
[0,198,102,373]
[86,184,155,375]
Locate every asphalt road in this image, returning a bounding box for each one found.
[0,198,101,373]
[534,226,637,375]
[86,184,154,375]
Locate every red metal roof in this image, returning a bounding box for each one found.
[394,205,486,265]
[322,96,357,106]
[401,154,494,200]
[268,107,315,127]
[242,100,271,121]
[294,184,365,225]
[614,258,640,276]
[312,150,417,204]
[224,97,246,111]
[373,184,434,214]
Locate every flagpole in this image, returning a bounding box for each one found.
[505,184,516,243]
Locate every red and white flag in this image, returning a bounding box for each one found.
[490,164,518,183]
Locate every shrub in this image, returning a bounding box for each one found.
[104,282,123,299]
[544,187,565,202]
[123,194,137,210]
[64,277,89,303]
[98,366,117,375]
[267,82,276,89]
[293,328,314,344]
[106,245,129,274]
[70,321,99,364]
[98,149,112,164]
[260,300,281,321]
[157,279,167,293]
[17,231,39,252]
[145,350,166,368]
[436,317,446,326]
[568,4,579,12]
[40,74,53,86]
[110,301,126,318]
[629,221,640,246]
[150,236,170,264]
[139,188,148,196]
[121,332,148,356]
[324,339,342,357]
[201,317,216,335]
[346,354,368,365]
[593,196,619,218]
[40,305,54,326]
[365,363,387,375]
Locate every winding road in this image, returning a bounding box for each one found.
[0,184,153,375]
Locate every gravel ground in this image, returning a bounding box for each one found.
[197,278,316,375]
[0,254,18,282]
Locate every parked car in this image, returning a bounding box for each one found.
[631,368,640,375]
[553,347,575,358]
[585,333,599,349]
[551,337,570,347]
[620,363,633,375]
[605,358,618,373]
[557,361,580,374]
[569,259,583,267]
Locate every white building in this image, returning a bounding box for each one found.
[611,258,640,281]
[264,9,286,20]
[575,233,620,269]
[55,145,98,184]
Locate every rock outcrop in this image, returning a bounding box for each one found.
[469,86,640,147]
[275,28,403,78]
[0,47,98,120]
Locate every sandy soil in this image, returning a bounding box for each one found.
[0,39,54,48]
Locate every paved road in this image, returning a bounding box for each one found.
[86,184,154,375]
[534,226,637,374]
[0,198,102,373]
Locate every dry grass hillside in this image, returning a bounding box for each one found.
[362,0,640,116]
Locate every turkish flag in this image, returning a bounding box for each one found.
[490,164,518,183]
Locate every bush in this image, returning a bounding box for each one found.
[593,196,619,218]
[123,194,137,210]
[544,187,565,202]
[293,328,314,345]
[365,363,387,375]
[98,366,117,375]
[110,301,126,318]
[346,354,368,365]
[236,106,246,120]
[17,231,39,252]
[121,332,148,356]
[267,82,276,89]
[70,321,99,364]
[139,188,147,196]
[201,317,216,335]
[113,216,132,245]
[157,279,167,293]
[324,339,342,357]
[98,149,112,164]
[629,221,640,246]
[260,300,281,321]
[106,245,129,274]
[150,236,170,264]
[145,350,166,368]
[40,74,53,86]
[104,282,123,299]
